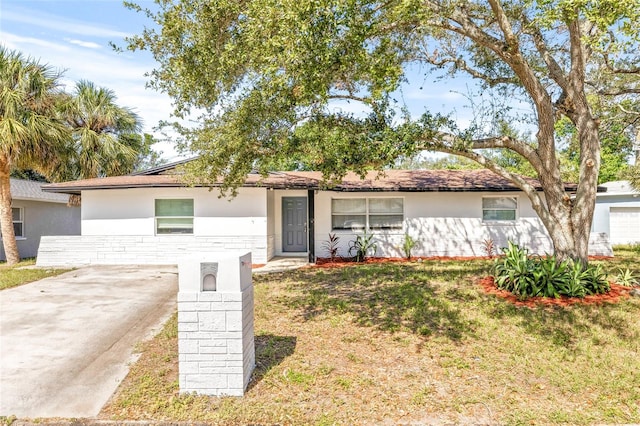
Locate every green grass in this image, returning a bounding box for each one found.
[0,259,71,290]
[101,251,640,425]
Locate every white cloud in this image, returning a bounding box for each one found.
[1,33,71,53]
[1,29,179,158]
[66,39,102,49]
[2,8,130,39]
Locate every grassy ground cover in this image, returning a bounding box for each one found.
[0,259,70,290]
[101,252,640,425]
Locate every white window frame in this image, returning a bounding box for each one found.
[0,207,24,239]
[482,196,518,223]
[331,197,404,231]
[154,199,194,235]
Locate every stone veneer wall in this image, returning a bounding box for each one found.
[177,287,255,395]
[177,253,255,396]
[36,235,269,267]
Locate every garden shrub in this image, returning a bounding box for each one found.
[492,242,611,299]
[348,231,377,262]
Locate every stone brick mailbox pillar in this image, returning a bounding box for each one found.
[177,252,255,396]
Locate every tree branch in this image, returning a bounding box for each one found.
[434,146,552,225]
[423,55,516,86]
[426,132,544,171]
[327,93,373,105]
[617,103,640,116]
[520,15,569,90]
[603,53,640,74]
[596,88,640,96]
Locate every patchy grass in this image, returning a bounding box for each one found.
[101,253,640,425]
[0,259,70,290]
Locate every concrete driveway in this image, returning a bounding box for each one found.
[0,265,177,418]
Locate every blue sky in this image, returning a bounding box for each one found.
[1,0,485,161]
[0,0,182,158]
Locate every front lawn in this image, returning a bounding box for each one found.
[101,253,640,424]
[0,259,70,290]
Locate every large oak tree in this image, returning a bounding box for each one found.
[125,0,640,262]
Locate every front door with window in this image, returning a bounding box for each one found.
[282,197,307,252]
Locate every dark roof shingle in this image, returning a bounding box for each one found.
[42,169,580,195]
[11,179,70,203]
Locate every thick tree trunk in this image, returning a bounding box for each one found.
[0,157,20,265]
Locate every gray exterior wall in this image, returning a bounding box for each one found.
[1,200,80,260]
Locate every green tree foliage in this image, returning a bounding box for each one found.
[1,47,164,263]
[9,169,48,182]
[0,46,69,264]
[124,0,640,261]
[56,80,142,180]
[132,133,167,172]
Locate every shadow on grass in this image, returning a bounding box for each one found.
[277,261,492,341]
[488,293,640,350]
[478,250,640,351]
[248,333,297,391]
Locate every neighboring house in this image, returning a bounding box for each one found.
[592,180,640,245]
[37,164,612,267]
[1,179,81,261]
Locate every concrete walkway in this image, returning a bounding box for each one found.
[0,265,178,418]
[253,256,309,274]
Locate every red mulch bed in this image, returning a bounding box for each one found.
[313,256,494,268]
[478,276,632,308]
[313,255,614,268]
[312,256,629,307]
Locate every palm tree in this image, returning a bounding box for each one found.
[0,46,69,265]
[57,80,142,182]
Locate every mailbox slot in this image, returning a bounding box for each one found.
[201,262,218,291]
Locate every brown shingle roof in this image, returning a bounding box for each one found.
[42,169,580,195]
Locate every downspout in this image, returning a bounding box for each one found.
[307,189,315,263]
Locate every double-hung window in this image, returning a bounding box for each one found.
[482,197,517,222]
[155,199,194,234]
[0,207,24,239]
[12,208,24,237]
[332,198,403,231]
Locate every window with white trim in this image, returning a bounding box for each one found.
[155,199,194,234]
[332,198,403,231]
[0,207,24,238]
[482,197,517,221]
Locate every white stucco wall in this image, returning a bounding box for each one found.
[37,185,615,267]
[266,190,276,260]
[37,187,270,266]
[81,187,267,236]
[312,191,552,258]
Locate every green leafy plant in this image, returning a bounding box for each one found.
[348,231,377,262]
[532,256,570,298]
[402,233,416,259]
[615,268,639,287]
[493,242,613,299]
[580,263,610,294]
[322,233,341,262]
[564,261,588,298]
[493,242,535,298]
